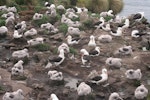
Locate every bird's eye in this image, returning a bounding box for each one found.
[113,96,117,99]
[140,89,144,92]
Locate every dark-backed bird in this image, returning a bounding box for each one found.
[110,27,122,36]
[133,12,144,22]
[80,49,91,67]
[88,68,108,85]
[66,35,80,45]
[94,17,105,29]
[89,46,100,56]
[131,30,146,38]
[48,49,65,67]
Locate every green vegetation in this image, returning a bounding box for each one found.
[33,43,50,51]
[32,15,49,27]
[58,23,68,35]
[133,80,141,87]
[0,19,6,26]
[82,19,94,29]
[11,75,27,80]
[104,16,113,22]
[69,47,77,55]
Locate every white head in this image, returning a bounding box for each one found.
[50,93,59,100]
[67,35,72,40]
[95,46,100,51]
[23,48,28,52]
[108,10,113,14]
[102,68,107,74]
[18,60,24,65]
[138,12,144,17]
[109,92,123,100]
[100,17,105,21]
[80,49,89,55]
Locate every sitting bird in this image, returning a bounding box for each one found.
[110,27,122,36]
[115,45,132,55]
[125,69,142,80]
[24,28,37,37]
[3,89,24,100]
[0,26,8,37]
[27,37,45,46]
[15,21,26,32]
[131,30,146,38]
[88,68,108,85]
[109,92,123,100]
[77,82,92,96]
[102,23,111,31]
[67,27,81,35]
[48,49,65,67]
[12,48,29,58]
[66,35,80,45]
[89,46,100,56]
[94,17,105,29]
[106,57,122,68]
[134,84,148,99]
[57,43,70,53]
[48,70,63,81]
[98,34,112,43]
[11,60,24,76]
[133,12,144,22]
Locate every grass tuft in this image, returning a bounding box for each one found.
[33,43,50,51]
[58,23,68,35]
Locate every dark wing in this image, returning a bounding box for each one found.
[91,76,102,81]
[49,56,63,62]
[94,21,103,26]
[111,29,117,33]
[89,50,98,55]
[83,55,91,62]
[45,3,51,7]
[122,48,129,51]
[72,37,80,41]
[15,24,22,30]
[118,23,125,27]
[133,13,142,19]
[135,33,146,36]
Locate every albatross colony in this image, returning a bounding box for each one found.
[0,2,150,100]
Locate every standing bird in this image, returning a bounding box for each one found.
[80,49,91,67]
[133,12,144,22]
[88,68,108,85]
[89,46,100,56]
[88,35,96,47]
